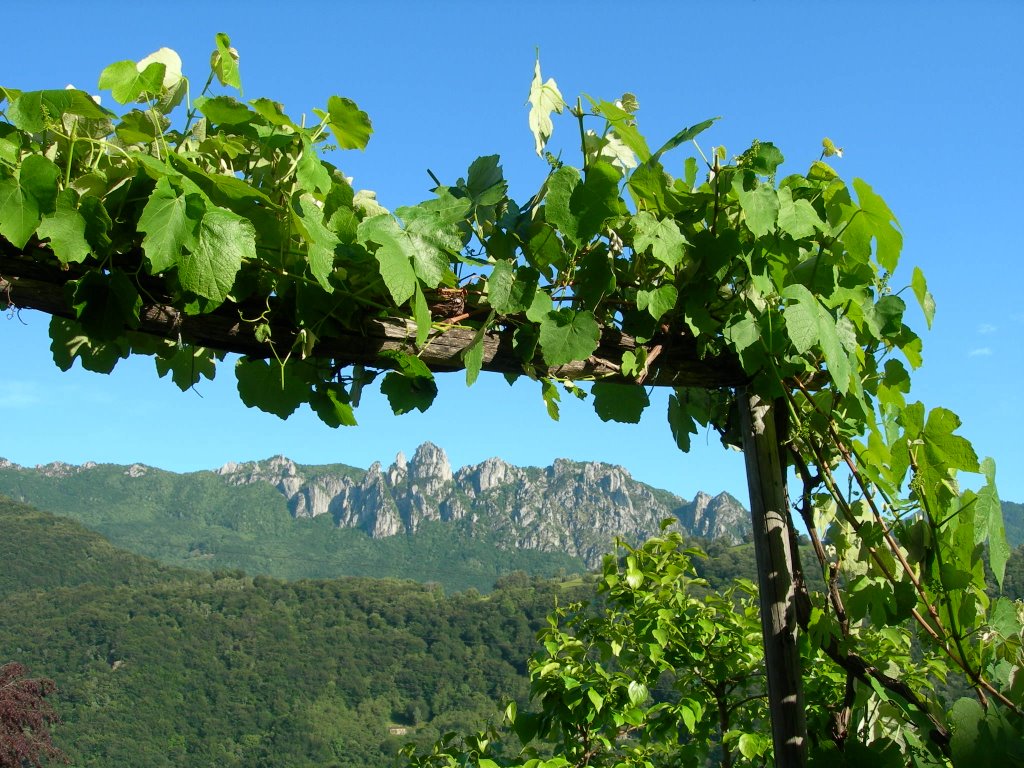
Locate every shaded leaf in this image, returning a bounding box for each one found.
[36,190,90,265]
[154,344,218,391]
[592,382,649,423]
[380,371,438,414]
[310,384,358,427]
[236,358,308,419]
[48,316,128,374]
[70,269,140,341]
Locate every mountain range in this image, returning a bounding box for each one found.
[213,442,750,562]
[0,443,749,590]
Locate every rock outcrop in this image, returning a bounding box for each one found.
[213,443,751,566]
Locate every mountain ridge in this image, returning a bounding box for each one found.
[206,442,752,563]
[0,443,750,570]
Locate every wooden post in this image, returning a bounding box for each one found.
[738,388,807,768]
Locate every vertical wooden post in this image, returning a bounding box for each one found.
[738,388,807,768]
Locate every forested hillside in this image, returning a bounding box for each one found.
[0,497,587,767]
[4,496,1022,767]
[0,461,584,592]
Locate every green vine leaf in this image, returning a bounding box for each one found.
[296,137,332,194]
[295,194,340,291]
[310,384,358,427]
[733,173,779,238]
[840,179,902,273]
[975,457,1008,588]
[98,60,167,104]
[69,270,141,341]
[782,284,853,394]
[323,95,372,150]
[538,309,601,367]
[463,331,485,387]
[5,89,112,132]
[380,371,438,414]
[36,190,91,265]
[179,208,255,302]
[18,155,60,215]
[211,33,241,90]
[48,317,128,374]
[488,261,538,315]
[776,186,823,239]
[138,177,202,273]
[358,214,418,304]
[911,266,936,329]
[586,96,651,163]
[667,391,698,452]
[115,109,169,143]
[0,175,40,249]
[632,211,687,269]
[636,285,678,320]
[195,95,253,125]
[0,154,60,247]
[154,344,218,391]
[235,358,308,419]
[592,382,649,423]
[412,284,431,347]
[541,379,561,420]
[464,155,506,207]
[650,117,718,163]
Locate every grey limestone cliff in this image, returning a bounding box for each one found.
[213,443,751,566]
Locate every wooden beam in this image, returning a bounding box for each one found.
[738,388,807,768]
[1,247,747,389]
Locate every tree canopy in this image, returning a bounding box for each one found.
[1,34,1020,766]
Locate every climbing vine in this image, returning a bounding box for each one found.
[1,35,1019,765]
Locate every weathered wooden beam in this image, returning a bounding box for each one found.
[738,389,807,768]
[1,247,747,389]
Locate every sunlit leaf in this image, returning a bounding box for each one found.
[528,56,564,156]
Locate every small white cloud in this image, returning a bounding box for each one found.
[968,347,993,357]
[0,382,41,408]
[977,323,998,335]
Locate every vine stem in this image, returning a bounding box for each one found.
[788,381,1022,715]
[573,97,588,172]
[790,381,941,620]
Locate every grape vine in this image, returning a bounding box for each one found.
[1,34,1020,766]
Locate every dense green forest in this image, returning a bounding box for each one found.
[3,496,1022,767]
[1,497,590,767]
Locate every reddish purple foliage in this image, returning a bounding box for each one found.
[0,663,66,768]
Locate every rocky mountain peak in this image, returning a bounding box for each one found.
[409,442,452,484]
[5,444,752,566]
[457,457,519,495]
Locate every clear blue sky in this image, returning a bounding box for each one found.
[1,1,1021,504]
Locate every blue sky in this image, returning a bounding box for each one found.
[1,1,1021,505]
